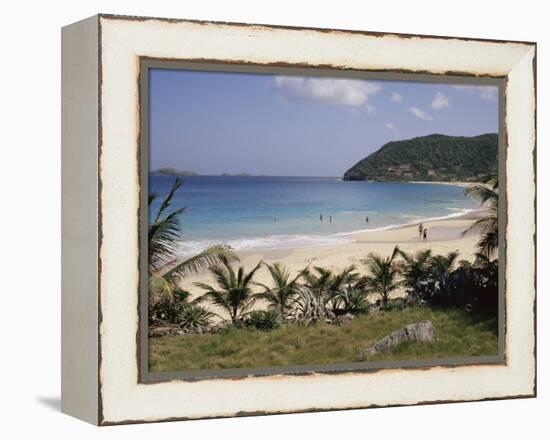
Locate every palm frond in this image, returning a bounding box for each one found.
[153,177,183,223]
[164,245,238,280]
[465,184,498,207]
[148,207,187,271]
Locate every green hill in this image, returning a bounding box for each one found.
[343,133,498,182]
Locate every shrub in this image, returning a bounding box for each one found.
[177,304,214,331]
[409,255,498,315]
[246,310,283,330]
[383,298,407,311]
[149,289,191,325]
[336,286,371,315]
[290,286,334,325]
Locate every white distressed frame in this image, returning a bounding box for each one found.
[62,14,536,425]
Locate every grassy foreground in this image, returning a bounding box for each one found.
[149,308,498,372]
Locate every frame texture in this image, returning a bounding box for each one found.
[61,14,536,425]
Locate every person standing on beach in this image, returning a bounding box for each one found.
[329,215,332,223]
[366,216,369,223]
[418,223,424,238]
[320,214,323,221]
[423,227,428,242]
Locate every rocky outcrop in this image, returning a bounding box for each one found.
[364,320,436,356]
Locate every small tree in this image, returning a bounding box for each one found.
[256,263,306,318]
[195,258,263,324]
[362,246,402,308]
[290,266,335,324]
[397,248,433,293]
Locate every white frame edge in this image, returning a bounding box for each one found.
[61,15,100,425]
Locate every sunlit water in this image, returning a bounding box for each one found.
[149,175,477,256]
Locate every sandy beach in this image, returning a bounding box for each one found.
[178,210,484,311]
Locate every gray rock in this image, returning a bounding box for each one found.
[365,320,436,356]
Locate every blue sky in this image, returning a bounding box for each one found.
[149,69,499,177]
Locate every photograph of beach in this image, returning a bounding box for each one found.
[146,68,500,373]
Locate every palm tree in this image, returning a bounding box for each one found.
[195,258,263,324]
[463,176,498,259]
[256,263,306,318]
[333,282,370,315]
[290,266,336,324]
[397,248,433,291]
[428,250,460,298]
[430,250,460,275]
[148,178,237,308]
[325,266,363,314]
[362,246,402,308]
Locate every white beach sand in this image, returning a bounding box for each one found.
[177,211,484,317]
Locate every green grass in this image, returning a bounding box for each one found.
[149,308,498,372]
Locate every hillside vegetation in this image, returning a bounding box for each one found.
[343,133,498,182]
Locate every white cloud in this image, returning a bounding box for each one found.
[273,76,381,109]
[385,121,397,131]
[432,92,450,110]
[391,92,403,103]
[408,106,433,122]
[452,84,498,100]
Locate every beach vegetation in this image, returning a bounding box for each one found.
[177,303,215,332]
[362,246,402,308]
[246,310,283,330]
[195,257,263,324]
[256,263,306,318]
[463,175,499,258]
[148,178,237,325]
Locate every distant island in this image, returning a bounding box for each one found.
[149,169,265,177]
[150,167,199,177]
[343,133,498,182]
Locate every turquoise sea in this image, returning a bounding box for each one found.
[149,175,478,256]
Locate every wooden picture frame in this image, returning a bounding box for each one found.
[61,14,536,425]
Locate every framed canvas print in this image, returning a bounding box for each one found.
[61,14,537,425]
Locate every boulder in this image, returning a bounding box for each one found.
[365,320,436,356]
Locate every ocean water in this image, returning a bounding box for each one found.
[149,175,478,256]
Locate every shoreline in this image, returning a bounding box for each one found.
[176,211,486,316]
[406,180,478,188]
[176,207,486,258]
